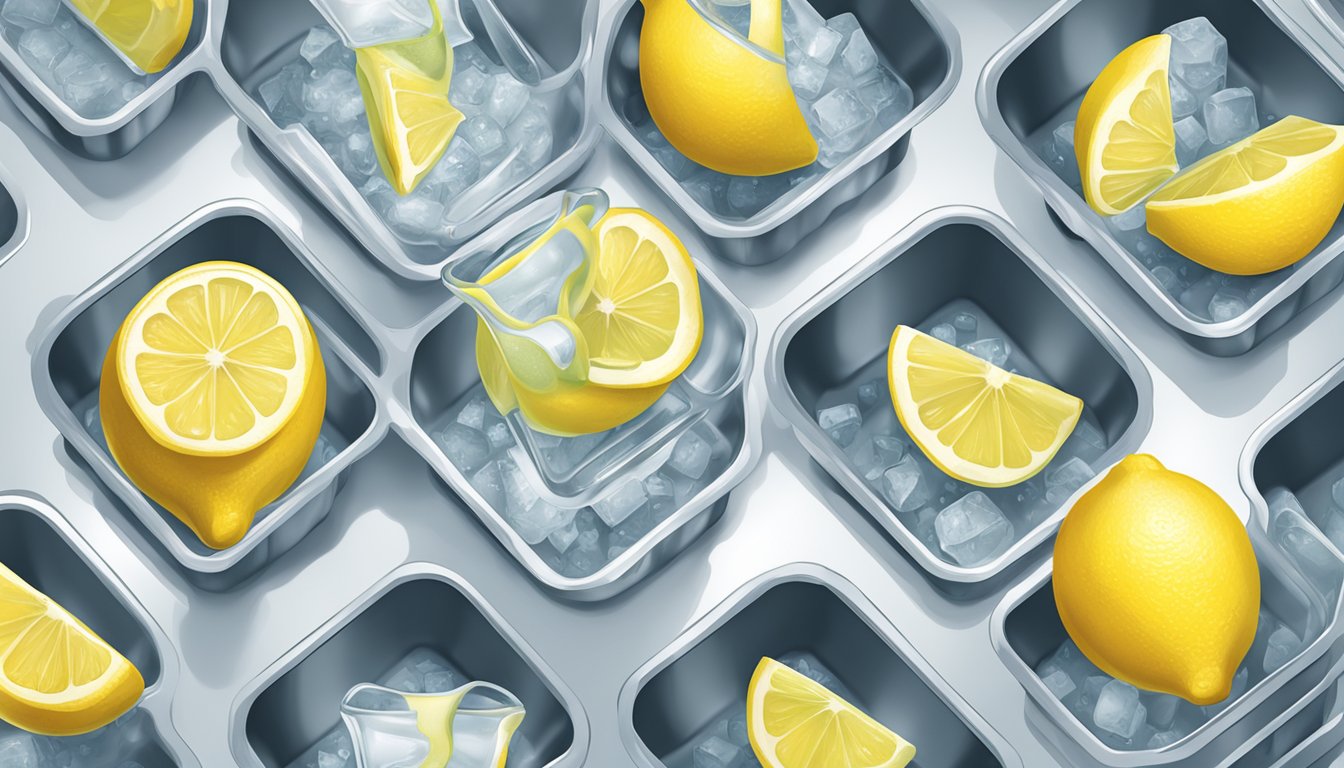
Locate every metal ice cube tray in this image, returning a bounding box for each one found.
[3,0,1344,765]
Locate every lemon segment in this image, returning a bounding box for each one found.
[1145,116,1344,275]
[68,0,192,74]
[0,563,144,736]
[1053,454,1260,705]
[747,657,915,768]
[887,326,1083,488]
[1075,35,1179,215]
[355,1,463,195]
[638,0,817,176]
[102,261,327,549]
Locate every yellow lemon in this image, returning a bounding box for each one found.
[0,562,144,736]
[1145,116,1344,275]
[638,0,817,176]
[747,657,916,768]
[477,208,703,435]
[887,325,1083,487]
[355,0,464,195]
[68,0,192,74]
[100,262,326,550]
[1075,35,1179,215]
[1054,454,1260,705]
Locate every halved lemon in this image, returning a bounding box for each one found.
[0,563,144,736]
[1075,35,1179,215]
[355,1,464,195]
[887,326,1083,487]
[116,261,317,456]
[576,208,703,388]
[1146,116,1344,275]
[747,657,916,768]
[68,0,192,74]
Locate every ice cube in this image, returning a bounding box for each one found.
[1042,668,1077,700]
[1203,87,1259,146]
[788,55,828,101]
[460,115,508,166]
[693,735,744,768]
[1148,730,1185,749]
[872,435,905,467]
[804,23,842,64]
[1173,115,1207,166]
[961,338,1011,367]
[17,27,67,71]
[303,69,360,113]
[930,323,957,345]
[485,422,512,451]
[1168,74,1198,120]
[1046,457,1094,504]
[1268,488,1344,595]
[457,398,487,430]
[665,430,714,481]
[486,73,530,126]
[425,138,482,198]
[881,456,931,513]
[1150,265,1182,296]
[506,102,553,174]
[1208,288,1248,323]
[0,734,39,768]
[726,175,790,215]
[592,476,648,527]
[386,194,445,241]
[451,65,491,106]
[858,73,913,124]
[935,492,1014,566]
[122,80,146,102]
[857,379,880,408]
[952,311,978,335]
[300,26,342,67]
[1061,420,1107,465]
[561,528,604,577]
[548,521,579,553]
[809,88,874,156]
[422,669,458,693]
[1050,121,1081,188]
[1,0,58,29]
[1264,624,1301,673]
[1164,18,1228,92]
[502,483,572,544]
[816,403,862,446]
[1106,203,1147,234]
[1093,680,1146,739]
[1179,273,1223,319]
[840,28,878,79]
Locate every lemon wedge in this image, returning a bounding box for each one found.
[1075,35,1179,215]
[68,0,192,74]
[355,1,464,195]
[639,0,817,176]
[887,325,1083,487]
[102,261,327,549]
[1145,116,1344,275]
[0,563,144,736]
[747,657,916,768]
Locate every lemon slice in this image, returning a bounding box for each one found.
[575,208,703,388]
[0,563,144,736]
[747,657,915,768]
[115,261,317,457]
[887,326,1083,487]
[67,0,192,74]
[1145,116,1344,275]
[1075,35,1179,215]
[355,1,464,195]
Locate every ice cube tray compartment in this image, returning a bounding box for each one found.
[238,567,584,767]
[621,567,1018,767]
[217,0,599,280]
[771,209,1149,591]
[0,0,209,158]
[32,202,386,590]
[979,0,1344,355]
[0,170,19,264]
[598,0,958,265]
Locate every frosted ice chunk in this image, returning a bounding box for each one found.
[669,429,715,480]
[548,521,578,553]
[303,68,360,113]
[788,56,828,101]
[1208,288,1248,323]
[961,338,1010,367]
[809,88,874,155]
[1264,624,1301,673]
[1093,680,1146,739]
[341,131,379,177]
[1062,420,1106,465]
[817,403,862,446]
[1169,75,1198,120]
[856,379,880,408]
[694,735,744,768]
[560,527,604,577]
[300,26,341,67]
[935,492,1014,566]
[930,323,957,345]
[386,195,445,241]
[593,476,648,527]
[1042,668,1076,700]
[460,115,507,165]
[457,398,487,430]
[1,0,58,29]
[1106,203,1147,234]
[804,23,842,64]
[1046,457,1093,504]
[726,175,790,215]
[881,456,930,513]
[858,73,912,123]
[1164,18,1228,92]
[1049,121,1081,187]
[485,422,512,450]
[469,460,506,512]
[500,466,573,543]
[840,28,878,78]
[506,103,553,173]
[17,27,67,70]
[486,73,530,126]
[451,65,491,106]
[425,138,482,198]
[1173,116,1207,166]
[0,733,39,768]
[1203,87,1259,146]
[872,436,905,467]
[1151,265,1182,295]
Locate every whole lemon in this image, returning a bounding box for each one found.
[1053,454,1259,705]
